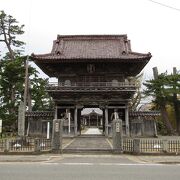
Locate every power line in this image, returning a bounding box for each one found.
[147,0,180,12]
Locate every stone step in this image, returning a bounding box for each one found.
[77,135,105,138]
[63,148,113,154]
[63,136,112,151]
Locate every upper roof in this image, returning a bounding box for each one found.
[31,35,151,62]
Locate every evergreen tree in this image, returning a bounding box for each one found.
[0,11,53,132]
[0,10,25,60]
[144,71,180,135]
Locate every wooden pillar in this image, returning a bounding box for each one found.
[89,115,90,127]
[97,114,98,127]
[55,105,58,119]
[77,109,81,134]
[74,107,77,136]
[67,109,71,134]
[125,107,130,136]
[102,109,105,133]
[105,107,108,136]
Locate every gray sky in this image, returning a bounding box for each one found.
[1,0,180,80]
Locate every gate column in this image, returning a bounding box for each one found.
[74,107,78,136]
[125,107,130,136]
[105,107,108,136]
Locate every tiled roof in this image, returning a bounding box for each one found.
[82,109,103,116]
[31,35,151,61]
[25,111,160,118]
[129,111,160,117]
[26,111,54,117]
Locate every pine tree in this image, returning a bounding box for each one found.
[0,10,25,60]
[144,71,180,135]
[0,11,53,133]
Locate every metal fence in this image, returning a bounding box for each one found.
[123,138,180,154]
[0,139,6,152]
[39,139,52,151]
[140,139,163,153]
[168,140,180,153]
[9,138,34,152]
[1,137,180,154]
[0,137,52,153]
[123,138,134,152]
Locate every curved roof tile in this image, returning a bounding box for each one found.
[31,35,151,61]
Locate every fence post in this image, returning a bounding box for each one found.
[4,139,10,152]
[162,139,168,153]
[34,138,40,153]
[133,139,140,154]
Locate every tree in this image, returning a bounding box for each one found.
[144,73,175,134]
[143,68,180,135]
[130,73,143,111]
[164,70,180,134]
[0,11,53,133]
[0,57,53,132]
[0,10,25,118]
[0,10,25,60]
[0,57,25,132]
[30,69,54,111]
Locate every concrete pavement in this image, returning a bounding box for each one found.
[0,154,180,164]
[0,155,180,180]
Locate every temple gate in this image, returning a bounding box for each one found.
[30,35,154,137]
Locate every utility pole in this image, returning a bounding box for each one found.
[18,56,29,137]
[173,67,180,135]
[24,56,29,112]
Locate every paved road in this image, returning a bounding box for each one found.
[0,155,180,180]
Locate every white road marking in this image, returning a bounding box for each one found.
[0,162,179,166]
[63,163,94,165]
[62,162,180,166]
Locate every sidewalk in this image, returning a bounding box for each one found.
[0,155,52,162]
[0,154,180,164]
[133,155,180,164]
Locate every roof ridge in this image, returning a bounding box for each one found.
[130,51,152,57]
[57,34,127,40]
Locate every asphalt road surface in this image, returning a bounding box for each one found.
[0,155,180,180]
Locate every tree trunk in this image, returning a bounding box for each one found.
[9,86,15,114]
[160,104,175,135]
[5,42,15,60]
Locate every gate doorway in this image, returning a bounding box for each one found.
[80,108,104,135]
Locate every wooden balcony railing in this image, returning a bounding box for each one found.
[46,81,136,92]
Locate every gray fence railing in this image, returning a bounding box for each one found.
[123,138,180,154]
[0,138,52,153]
[1,137,180,154]
[168,140,180,153]
[123,138,134,152]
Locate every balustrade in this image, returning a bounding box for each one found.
[47,81,136,91]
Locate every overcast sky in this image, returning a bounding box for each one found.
[1,0,180,80]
